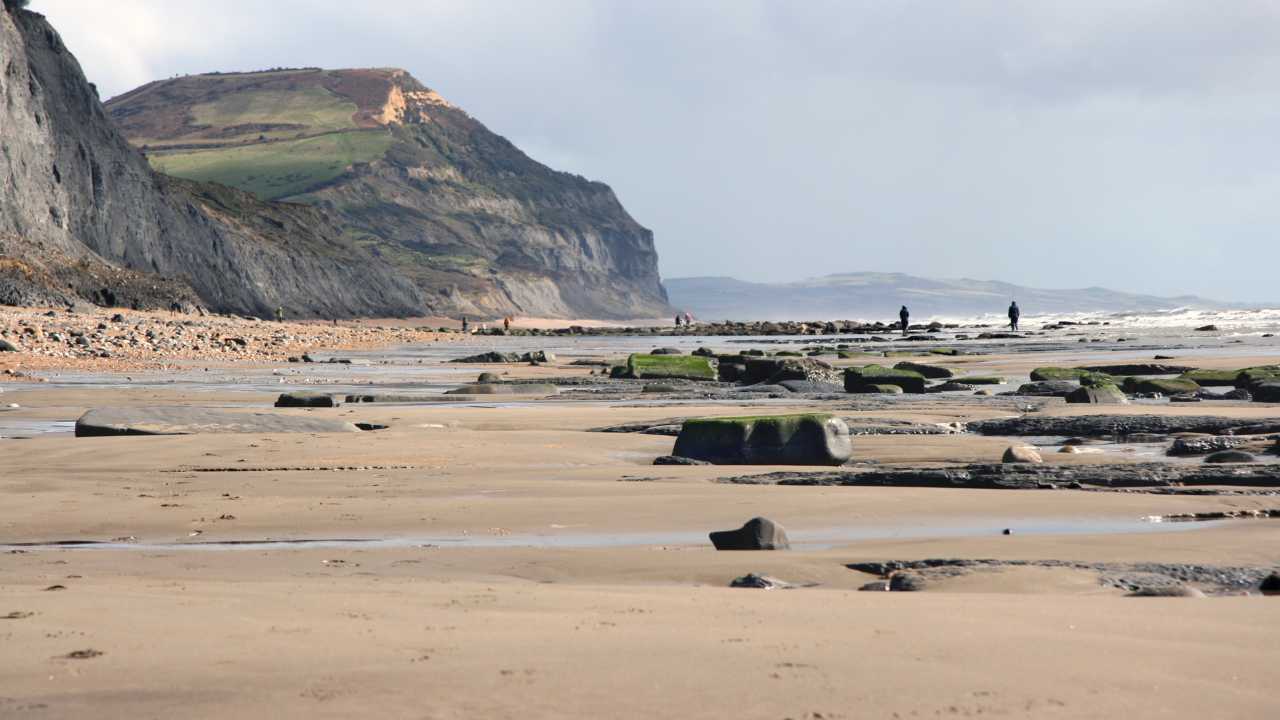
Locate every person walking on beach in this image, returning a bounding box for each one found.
[275,306,284,323]
[503,316,511,332]
[1008,301,1021,332]
[683,312,693,327]
[461,316,468,333]
[674,314,682,328]
[899,305,910,335]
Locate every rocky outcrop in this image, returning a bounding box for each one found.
[1,8,423,317]
[671,414,853,465]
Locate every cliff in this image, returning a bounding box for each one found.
[1,6,426,317]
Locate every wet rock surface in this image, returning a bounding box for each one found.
[969,415,1280,438]
[709,517,791,550]
[846,558,1277,595]
[75,407,362,436]
[718,463,1280,489]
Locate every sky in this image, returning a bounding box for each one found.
[31,0,1280,302]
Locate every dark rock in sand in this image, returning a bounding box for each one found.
[0,339,17,352]
[653,455,712,466]
[709,517,790,551]
[1260,572,1280,594]
[75,407,361,436]
[1253,382,1280,403]
[857,580,890,591]
[477,372,502,383]
[743,357,841,386]
[1204,450,1256,464]
[928,381,976,393]
[444,383,557,396]
[1195,324,1219,332]
[274,392,340,408]
[1168,436,1244,456]
[650,347,683,355]
[776,379,844,394]
[1127,586,1205,597]
[452,351,522,364]
[889,573,927,591]
[729,573,791,589]
[672,414,853,466]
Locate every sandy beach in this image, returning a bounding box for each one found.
[2,312,1279,718]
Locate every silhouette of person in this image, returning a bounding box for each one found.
[1008,301,1020,332]
[675,314,682,327]
[461,316,469,333]
[899,305,910,335]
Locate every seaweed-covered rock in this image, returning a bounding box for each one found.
[928,381,976,393]
[844,365,927,393]
[672,414,852,465]
[952,375,1006,386]
[1122,377,1200,396]
[274,392,340,408]
[1013,380,1078,397]
[1204,450,1256,464]
[1030,367,1095,382]
[892,361,954,379]
[622,353,717,381]
[1235,366,1280,389]
[1081,364,1194,376]
[709,517,790,550]
[1065,384,1129,405]
[1179,369,1240,387]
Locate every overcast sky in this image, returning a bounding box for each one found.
[33,0,1280,302]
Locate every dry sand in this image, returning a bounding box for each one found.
[1,339,1279,718]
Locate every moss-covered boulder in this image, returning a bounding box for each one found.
[844,365,927,393]
[1178,369,1239,387]
[1237,366,1280,389]
[622,354,717,381]
[893,361,954,379]
[928,348,960,356]
[1030,367,1110,383]
[671,414,853,465]
[1121,377,1199,396]
[1065,384,1129,404]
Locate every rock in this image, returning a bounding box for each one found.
[452,351,522,364]
[477,372,502,383]
[1260,572,1280,594]
[1031,367,1100,382]
[1220,389,1253,401]
[970,414,1280,438]
[1065,384,1129,405]
[844,365,927,393]
[776,379,844,394]
[1013,380,1078,397]
[1058,445,1081,454]
[75,407,361,436]
[1122,377,1200,396]
[1169,436,1243,456]
[444,383,558,395]
[928,381,976,393]
[672,414,853,465]
[1179,369,1240,387]
[1127,586,1205,597]
[1002,446,1044,464]
[709,517,790,550]
[523,350,556,364]
[0,339,17,352]
[729,573,791,589]
[1195,324,1219,332]
[274,392,340,408]
[858,580,890,592]
[892,361,954,379]
[692,347,716,357]
[1081,364,1195,376]
[1253,382,1280,403]
[621,353,717,381]
[888,573,927,591]
[952,375,1005,385]
[650,347,683,355]
[653,455,712,466]
[743,357,841,386]
[1204,450,1255,464]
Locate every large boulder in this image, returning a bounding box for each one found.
[1236,366,1280,389]
[622,353,717,381]
[1179,369,1241,387]
[741,357,840,386]
[1030,367,1095,382]
[1013,380,1079,397]
[1253,382,1280,403]
[672,414,853,465]
[844,365,927,393]
[75,407,361,436]
[274,392,340,408]
[709,517,790,550]
[1065,384,1129,404]
[1080,364,1195,376]
[892,361,954,379]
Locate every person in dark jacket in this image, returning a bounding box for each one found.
[899,306,910,335]
[1008,301,1021,332]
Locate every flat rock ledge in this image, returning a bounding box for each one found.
[969,415,1280,438]
[717,463,1280,490]
[75,407,362,436]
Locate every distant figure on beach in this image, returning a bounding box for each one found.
[899,305,910,335]
[674,314,683,327]
[461,316,469,333]
[683,312,693,326]
[1008,301,1020,332]
[275,306,283,323]
[503,316,511,332]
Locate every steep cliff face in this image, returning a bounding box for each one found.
[106,68,670,319]
[0,7,424,317]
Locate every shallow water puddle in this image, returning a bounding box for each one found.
[0,516,1231,553]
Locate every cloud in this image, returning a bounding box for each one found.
[31,0,1280,302]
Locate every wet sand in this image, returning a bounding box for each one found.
[2,329,1279,718]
